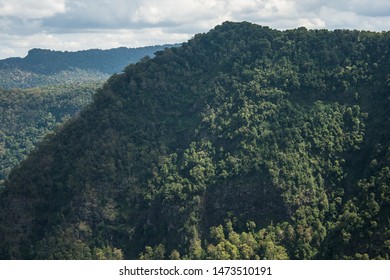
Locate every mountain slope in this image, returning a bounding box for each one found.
[0,45,178,180]
[0,22,389,260]
[0,45,177,88]
[0,83,102,184]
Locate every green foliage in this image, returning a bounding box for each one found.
[205,221,289,260]
[0,83,101,183]
[139,244,166,260]
[32,223,123,259]
[0,22,389,260]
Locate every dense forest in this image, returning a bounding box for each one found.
[0,22,389,260]
[0,44,175,186]
[0,83,101,185]
[0,45,177,88]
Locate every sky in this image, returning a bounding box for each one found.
[1,0,390,59]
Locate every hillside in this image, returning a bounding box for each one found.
[0,22,389,260]
[0,44,178,183]
[0,83,102,185]
[0,45,177,88]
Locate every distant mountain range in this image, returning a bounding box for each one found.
[0,45,179,88]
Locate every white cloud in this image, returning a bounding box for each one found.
[0,0,66,19]
[0,0,389,59]
[330,0,390,17]
[297,18,326,29]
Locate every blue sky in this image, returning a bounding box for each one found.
[1,0,390,59]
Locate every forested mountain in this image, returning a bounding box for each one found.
[0,22,389,260]
[0,45,177,88]
[0,83,102,185]
[0,44,177,184]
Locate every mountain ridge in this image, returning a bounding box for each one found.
[0,44,179,88]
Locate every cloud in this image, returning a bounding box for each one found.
[0,0,66,19]
[1,0,390,59]
[42,0,229,31]
[330,0,390,17]
[3,0,390,35]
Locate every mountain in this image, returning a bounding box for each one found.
[0,22,389,260]
[0,45,178,88]
[0,45,178,179]
[0,83,102,185]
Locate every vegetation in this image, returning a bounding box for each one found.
[0,44,177,184]
[0,22,389,260]
[0,83,102,184]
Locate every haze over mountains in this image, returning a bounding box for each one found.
[0,22,389,260]
[0,45,178,89]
